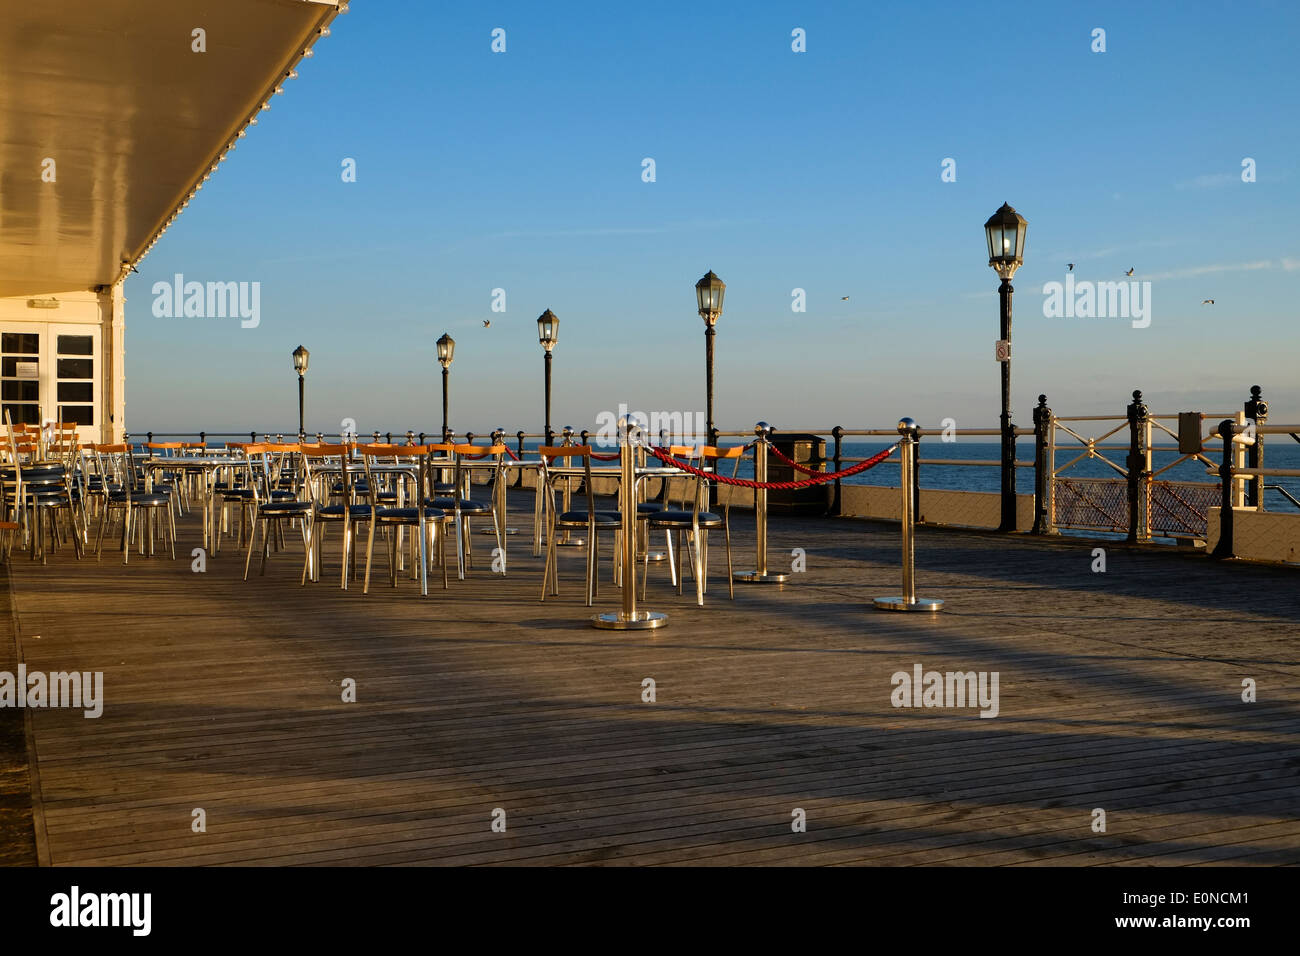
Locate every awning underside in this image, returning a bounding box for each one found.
[0,0,338,297]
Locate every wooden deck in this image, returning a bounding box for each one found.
[3,493,1299,866]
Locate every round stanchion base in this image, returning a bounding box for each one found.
[553,538,587,548]
[479,527,519,535]
[591,610,668,630]
[873,596,944,612]
[734,570,789,584]
[638,550,668,563]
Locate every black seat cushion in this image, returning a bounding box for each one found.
[30,492,73,506]
[557,510,622,527]
[14,474,64,488]
[431,497,491,514]
[375,506,448,523]
[109,492,171,506]
[4,465,65,480]
[648,509,723,527]
[258,500,313,515]
[316,504,375,518]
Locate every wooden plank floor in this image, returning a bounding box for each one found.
[4,491,1299,866]
[0,565,37,865]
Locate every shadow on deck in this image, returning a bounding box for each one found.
[2,492,1297,865]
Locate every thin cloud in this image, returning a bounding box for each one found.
[1149,257,1268,280]
[1037,237,1186,263]
[486,219,742,241]
[1174,172,1238,190]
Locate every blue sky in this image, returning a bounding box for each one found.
[127,0,1300,436]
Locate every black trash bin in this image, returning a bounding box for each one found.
[766,433,828,515]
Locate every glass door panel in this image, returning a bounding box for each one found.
[1,330,42,426]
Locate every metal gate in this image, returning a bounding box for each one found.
[1050,413,1223,539]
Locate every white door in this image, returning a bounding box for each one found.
[0,324,101,443]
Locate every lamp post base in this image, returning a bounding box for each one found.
[734,570,789,584]
[873,596,944,612]
[591,610,668,630]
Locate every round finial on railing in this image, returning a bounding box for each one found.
[1251,385,1262,399]
[1132,389,1143,402]
[491,427,504,443]
[619,414,647,436]
[754,421,771,437]
[897,416,918,437]
[1037,394,1047,406]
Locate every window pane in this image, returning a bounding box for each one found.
[58,382,93,403]
[56,335,93,355]
[2,357,40,378]
[60,406,93,425]
[57,358,92,379]
[2,381,39,401]
[2,403,40,425]
[1,333,39,355]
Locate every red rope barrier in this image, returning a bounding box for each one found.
[503,446,521,461]
[645,443,897,490]
[765,443,825,476]
[590,450,621,461]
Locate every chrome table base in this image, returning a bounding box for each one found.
[873,596,944,612]
[591,609,668,630]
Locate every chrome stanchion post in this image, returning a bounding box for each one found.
[875,418,943,612]
[734,421,788,584]
[593,415,667,630]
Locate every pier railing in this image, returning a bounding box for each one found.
[129,384,1294,548]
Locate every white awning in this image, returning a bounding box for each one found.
[0,0,342,297]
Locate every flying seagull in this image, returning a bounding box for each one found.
[841,296,850,301]
[1067,263,1074,271]
[1202,299,1214,305]
[1125,268,1135,276]
[482,319,491,327]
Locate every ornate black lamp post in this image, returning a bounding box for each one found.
[984,203,1027,532]
[695,271,725,445]
[291,345,309,441]
[537,309,559,447]
[1244,385,1267,508]
[436,332,454,442]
